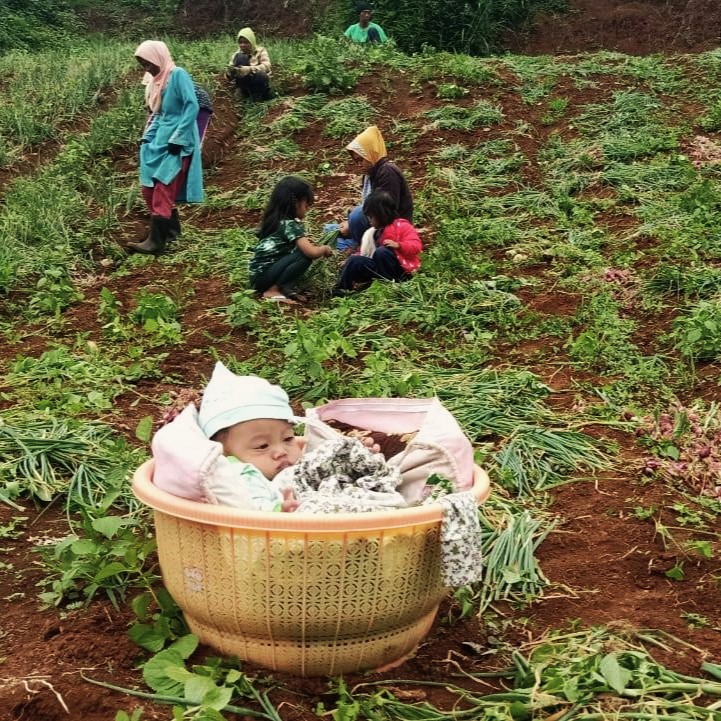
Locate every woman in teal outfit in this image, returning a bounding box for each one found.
[128,40,204,255]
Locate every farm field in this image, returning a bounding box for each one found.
[2,32,721,721]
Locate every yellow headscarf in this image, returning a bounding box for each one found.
[346,125,386,165]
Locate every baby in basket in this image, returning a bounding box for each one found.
[151,362,406,512]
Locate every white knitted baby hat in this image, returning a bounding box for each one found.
[198,362,301,438]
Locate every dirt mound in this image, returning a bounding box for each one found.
[173,0,720,54]
[508,0,721,55]
[174,0,334,38]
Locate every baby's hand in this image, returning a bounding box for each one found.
[361,436,381,454]
[384,239,399,249]
[281,487,299,513]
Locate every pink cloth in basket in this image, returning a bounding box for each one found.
[304,397,474,504]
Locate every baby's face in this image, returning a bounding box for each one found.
[222,418,301,480]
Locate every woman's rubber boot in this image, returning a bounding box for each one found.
[127,215,170,255]
[168,208,181,243]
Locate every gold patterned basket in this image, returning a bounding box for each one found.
[132,461,490,676]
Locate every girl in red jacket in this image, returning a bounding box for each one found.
[335,190,422,294]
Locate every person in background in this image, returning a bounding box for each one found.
[338,125,413,252]
[336,190,422,294]
[344,2,388,44]
[249,176,333,304]
[128,40,204,255]
[226,28,272,101]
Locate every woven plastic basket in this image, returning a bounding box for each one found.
[132,461,490,676]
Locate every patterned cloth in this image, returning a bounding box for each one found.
[274,436,484,588]
[346,125,386,164]
[224,456,283,511]
[194,84,213,113]
[248,219,306,284]
[275,436,406,513]
[438,493,483,587]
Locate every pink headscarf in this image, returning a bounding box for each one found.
[134,40,176,113]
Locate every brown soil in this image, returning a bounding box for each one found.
[173,0,336,39]
[167,0,721,55]
[3,450,721,720]
[509,0,721,56]
[4,6,721,720]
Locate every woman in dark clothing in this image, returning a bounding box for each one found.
[338,125,413,252]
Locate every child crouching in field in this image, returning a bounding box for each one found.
[151,362,399,513]
[335,190,422,294]
[249,176,334,304]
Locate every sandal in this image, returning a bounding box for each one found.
[283,291,309,303]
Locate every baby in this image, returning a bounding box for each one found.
[198,363,302,512]
[151,362,391,512]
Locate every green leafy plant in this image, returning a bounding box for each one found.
[37,507,157,608]
[131,291,183,345]
[682,612,711,628]
[436,83,467,99]
[697,99,721,133]
[0,516,28,539]
[98,286,131,339]
[672,299,721,361]
[0,412,141,507]
[475,500,554,611]
[129,587,189,653]
[115,709,145,721]
[7,345,127,414]
[28,267,84,319]
[291,36,357,94]
[540,96,569,125]
[317,96,374,138]
[319,627,721,720]
[683,539,714,559]
[86,635,282,720]
[267,94,327,135]
[494,427,609,495]
[225,290,262,331]
[370,0,568,55]
[425,99,504,130]
[567,291,639,373]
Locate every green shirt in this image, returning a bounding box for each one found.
[249,219,306,282]
[344,22,388,44]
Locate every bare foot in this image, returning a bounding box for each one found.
[262,289,297,304]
